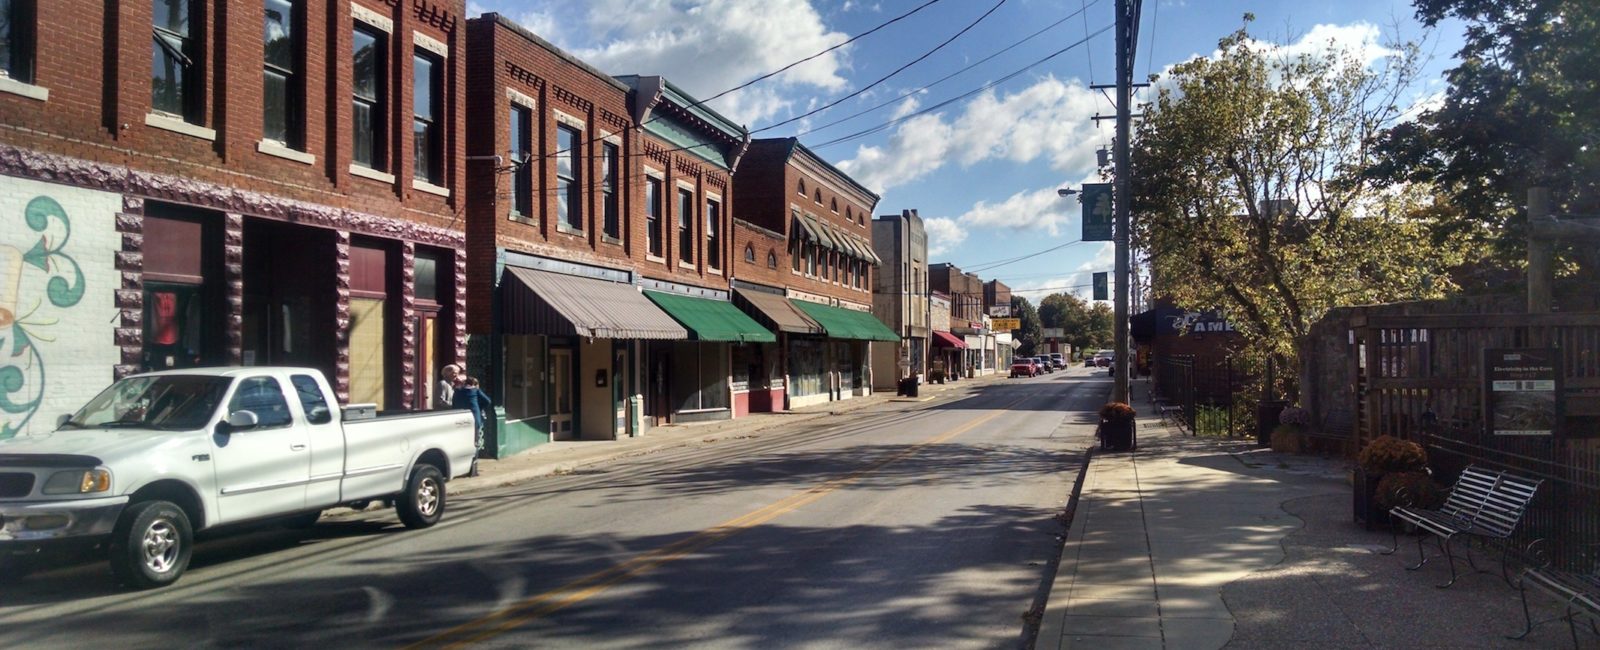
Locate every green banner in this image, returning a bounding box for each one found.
[1081,183,1113,241]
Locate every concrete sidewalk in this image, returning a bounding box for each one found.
[1038,382,1582,649]
[449,373,1006,495]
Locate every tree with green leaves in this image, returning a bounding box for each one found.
[1009,296,1042,356]
[1132,19,1484,400]
[1367,0,1599,290]
[1038,292,1112,354]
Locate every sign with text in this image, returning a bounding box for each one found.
[991,318,1021,331]
[1042,327,1065,339]
[1483,348,1563,437]
[988,305,1012,317]
[1081,183,1113,241]
[1092,272,1108,301]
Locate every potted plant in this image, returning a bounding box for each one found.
[1098,402,1137,451]
[1374,471,1445,512]
[1270,406,1309,453]
[1353,435,1427,530]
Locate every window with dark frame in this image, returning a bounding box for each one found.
[602,142,620,239]
[1,0,36,83]
[509,104,532,216]
[263,0,301,148]
[412,50,442,183]
[646,176,663,257]
[152,0,201,123]
[556,124,582,231]
[351,25,386,170]
[706,198,722,271]
[768,250,778,269]
[677,187,694,264]
[791,240,800,271]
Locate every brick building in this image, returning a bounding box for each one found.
[731,138,891,412]
[0,0,469,437]
[465,15,762,457]
[929,263,993,376]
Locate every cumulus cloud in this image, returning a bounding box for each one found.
[961,187,1078,236]
[923,217,967,257]
[835,76,1104,193]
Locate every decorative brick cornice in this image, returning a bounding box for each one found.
[412,0,457,32]
[599,108,628,130]
[505,62,545,91]
[674,156,702,179]
[552,85,593,114]
[0,143,464,249]
[642,141,671,166]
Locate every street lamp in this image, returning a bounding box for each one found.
[1057,187,1078,198]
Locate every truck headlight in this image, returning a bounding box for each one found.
[42,469,112,495]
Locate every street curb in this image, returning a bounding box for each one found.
[1021,445,1096,650]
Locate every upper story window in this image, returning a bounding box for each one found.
[706,198,722,271]
[412,51,442,183]
[677,187,694,264]
[813,189,822,204]
[509,105,532,216]
[1,0,36,84]
[744,244,755,263]
[263,0,301,148]
[152,0,201,124]
[768,250,779,269]
[796,178,806,196]
[831,198,838,213]
[351,25,387,170]
[645,176,663,257]
[601,142,620,239]
[556,124,582,231]
[791,241,800,272]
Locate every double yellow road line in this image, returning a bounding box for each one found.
[412,396,1029,648]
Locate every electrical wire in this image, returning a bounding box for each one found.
[796,0,1103,137]
[754,0,1010,134]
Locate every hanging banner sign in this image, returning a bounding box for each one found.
[1081,183,1113,241]
[990,318,1021,331]
[1483,348,1562,437]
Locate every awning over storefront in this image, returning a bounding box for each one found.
[502,267,688,339]
[734,288,824,335]
[930,331,967,348]
[790,300,900,342]
[644,291,777,343]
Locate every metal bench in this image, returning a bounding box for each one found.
[1510,542,1600,647]
[1382,465,1543,588]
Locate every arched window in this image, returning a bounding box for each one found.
[830,198,839,213]
[744,243,756,262]
[767,250,778,268]
[797,179,806,195]
[813,189,822,204]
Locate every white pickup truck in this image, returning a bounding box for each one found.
[0,367,477,588]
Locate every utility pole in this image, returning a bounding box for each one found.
[1111,0,1138,403]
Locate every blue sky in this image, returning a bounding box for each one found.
[465,0,1462,303]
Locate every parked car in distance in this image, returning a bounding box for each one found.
[1094,350,1115,367]
[0,367,478,589]
[1049,353,1066,368]
[1010,358,1039,378]
[1035,357,1056,373]
[1085,357,1096,367]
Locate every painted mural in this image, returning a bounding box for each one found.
[0,179,119,439]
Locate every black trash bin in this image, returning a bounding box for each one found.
[898,376,920,397]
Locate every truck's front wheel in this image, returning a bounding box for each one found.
[109,500,192,589]
[396,464,445,529]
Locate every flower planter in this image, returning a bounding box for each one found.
[1100,419,1137,451]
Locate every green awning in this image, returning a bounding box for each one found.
[644,291,777,343]
[789,300,899,342]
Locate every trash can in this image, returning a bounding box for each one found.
[898,376,919,397]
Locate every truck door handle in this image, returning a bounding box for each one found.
[290,444,307,451]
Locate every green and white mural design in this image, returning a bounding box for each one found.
[1,196,87,437]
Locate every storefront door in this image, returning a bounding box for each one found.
[413,311,438,410]
[613,346,627,436]
[551,348,573,439]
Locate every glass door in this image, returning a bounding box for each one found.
[550,348,573,439]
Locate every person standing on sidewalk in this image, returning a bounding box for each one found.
[435,364,461,410]
[451,376,492,475]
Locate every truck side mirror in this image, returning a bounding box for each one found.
[56,413,73,428]
[226,410,260,430]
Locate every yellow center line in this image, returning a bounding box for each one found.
[410,395,1032,649]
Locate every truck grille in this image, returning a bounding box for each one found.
[0,473,34,498]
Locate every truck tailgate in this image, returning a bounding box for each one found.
[340,410,477,501]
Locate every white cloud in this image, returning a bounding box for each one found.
[959,187,1078,237]
[888,92,924,120]
[835,76,1105,193]
[552,0,850,125]
[923,217,967,257]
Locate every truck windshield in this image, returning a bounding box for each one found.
[64,376,232,431]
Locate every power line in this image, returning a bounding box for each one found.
[754,0,1010,134]
[797,1,1103,138]
[809,24,1114,150]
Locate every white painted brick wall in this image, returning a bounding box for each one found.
[0,175,121,438]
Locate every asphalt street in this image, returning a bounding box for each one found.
[0,367,1109,649]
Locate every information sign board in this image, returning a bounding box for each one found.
[1483,348,1563,437]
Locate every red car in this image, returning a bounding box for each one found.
[1009,358,1039,378]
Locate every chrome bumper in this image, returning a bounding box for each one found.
[0,496,129,542]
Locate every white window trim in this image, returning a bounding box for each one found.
[646,254,667,263]
[644,166,665,180]
[553,109,585,130]
[599,130,622,145]
[0,76,48,102]
[351,4,393,32]
[506,87,536,109]
[675,180,696,192]
[413,31,448,58]
[349,163,397,184]
[257,139,316,165]
[145,112,216,141]
[412,178,451,197]
[705,191,723,203]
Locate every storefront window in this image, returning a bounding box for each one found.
[790,338,825,397]
[504,334,546,421]
[670,342,729,411]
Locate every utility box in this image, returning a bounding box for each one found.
[629,395,644,437]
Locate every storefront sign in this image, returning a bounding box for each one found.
[988,305,1012,317]
[1042,327,1065,339]
[991,318,1021,331]
[1483,348,1563,437]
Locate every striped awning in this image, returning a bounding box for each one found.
[734,288,824,334]
[501,267,688,339]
